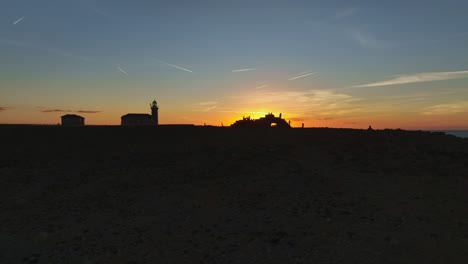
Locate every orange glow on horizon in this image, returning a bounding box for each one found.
[2,104,468,130]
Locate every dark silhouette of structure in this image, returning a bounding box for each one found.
[121,100,159,126]
[151,100,159,125]
[61,114,84,126]
[231,113,291,128]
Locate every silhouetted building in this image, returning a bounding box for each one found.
[61,114,85,126]
[231,113,291,128]
[121,100,159,126]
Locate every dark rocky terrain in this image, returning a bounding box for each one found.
[1,125,468,263]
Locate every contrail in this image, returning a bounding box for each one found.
[288,72,316,81]
[13,17,24,25]
[159,60,193,73]
[232,68,256,72]
[117,67,128,76]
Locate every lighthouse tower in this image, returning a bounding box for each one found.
[150,100,159,125]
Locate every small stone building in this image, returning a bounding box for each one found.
[121,114,154,126]
[61,114,85,126]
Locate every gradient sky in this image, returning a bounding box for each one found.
[1,0,468,129]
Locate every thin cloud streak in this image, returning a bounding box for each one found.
[13,17,24,25]
[288,72,316,81]
[117,67,128,76]
[77,110,101,114]
[232,68,256,72]
[0,107,10,112]
[214,89,362,119]
[421,102,468,115]
[0,39,92,62]
[40,109,101,113]
[159,60,193,73]
[255,85,268,89]
[348,30,397,49]
[41,109,69,113]
[351,70,468,88]
[193,101,218,112]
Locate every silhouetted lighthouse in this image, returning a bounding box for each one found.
[121,99,159,126]
[150,100,159,125]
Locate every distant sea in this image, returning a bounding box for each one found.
[429,130,468,138]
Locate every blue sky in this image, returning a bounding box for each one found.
[1,0,468,128]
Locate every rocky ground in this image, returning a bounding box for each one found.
[1,125,468,263]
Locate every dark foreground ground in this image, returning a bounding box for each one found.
[1,125,468,264]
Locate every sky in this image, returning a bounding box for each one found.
[1,0,468,129]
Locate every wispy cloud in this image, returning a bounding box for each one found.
[288,72,316,81]
[235,90,356,107]
[351,70,468,88]
[421,102,468,115]
[77,110,101,114]
[13,17,24,25]
[0,39,92,62]
[117,66,128,76]
[335,8,359,20]
[218,89,362,119]
[254,84,268,89]
[232,68,256,72]
[193,101,218,112]
[348,29,397,49]
[40,108,101,114]
[159,60,193,73]
[41,109,70,113]
[0,107,10,112]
